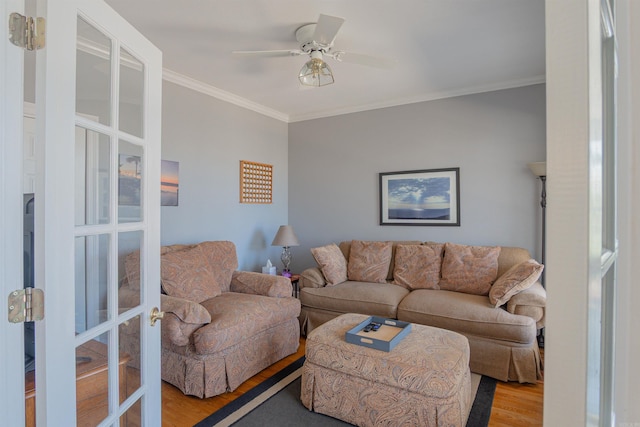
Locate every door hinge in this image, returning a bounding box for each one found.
[8,12,45,51]
[8,288,44,323]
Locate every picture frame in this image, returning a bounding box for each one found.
[379,168,460,226]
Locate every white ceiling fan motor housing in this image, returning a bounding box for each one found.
[295,23,318,44]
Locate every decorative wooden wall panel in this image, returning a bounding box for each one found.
[240,160,273,204]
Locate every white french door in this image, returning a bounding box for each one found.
[0,0,28,422]
[1,0,162,425]
[545,0,618,425]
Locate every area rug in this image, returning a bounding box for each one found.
[194,357,497,427]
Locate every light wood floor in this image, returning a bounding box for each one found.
[161,338,543,427]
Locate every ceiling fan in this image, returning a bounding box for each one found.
[232,14,395,87]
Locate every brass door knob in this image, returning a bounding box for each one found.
[150,307,164,326]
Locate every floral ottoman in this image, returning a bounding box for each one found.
[301,313,472,426]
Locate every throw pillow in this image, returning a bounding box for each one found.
[311,243,348,286]
[489,259,544,307]
[393,244,444,290]
[347,240,393,283]
[439,242,501,295]
[161,245,222,303]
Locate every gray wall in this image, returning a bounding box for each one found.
[289,84,546,272]
[161,81,289,271]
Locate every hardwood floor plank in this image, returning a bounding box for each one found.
[161,338,543,427]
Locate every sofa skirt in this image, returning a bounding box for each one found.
[300,306,541,383]
[465,334,543,383]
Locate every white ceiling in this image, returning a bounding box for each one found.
[104,0,545,123]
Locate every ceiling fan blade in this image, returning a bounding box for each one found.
[332,51,396,69]
[232,49,303,58]
[313,14,345,46]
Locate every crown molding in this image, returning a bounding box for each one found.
[287,75,547,122]
[162,68,545,124]
[162,69,289,123]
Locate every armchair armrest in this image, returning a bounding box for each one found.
[161,294,211,347]
[230,271,292,298]
[299,267,327,289]
[506,282,546,329]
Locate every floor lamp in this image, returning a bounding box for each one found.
[528,161,546,349]
[528,162,546,286]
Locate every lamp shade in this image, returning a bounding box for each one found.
[271,225,299,247]
[528,161,547,177]
[298,51,334,87]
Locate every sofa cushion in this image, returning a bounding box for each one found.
[347,240,393,283]
[193,292,301,355]
[439,243,501,295]
[311,243,348,286]
[393,244,443,290]
[300,281,409,319]
[397,289,536,344]
[161,245,221,303]
[339,240,422,281]
[197,241,239,293]
[489,259,544,307]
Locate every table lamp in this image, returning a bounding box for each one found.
[271,225,299,277]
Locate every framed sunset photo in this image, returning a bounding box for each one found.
[161,160,179,206]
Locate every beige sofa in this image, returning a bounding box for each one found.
[299,240,545,383]
[119,241,301,398]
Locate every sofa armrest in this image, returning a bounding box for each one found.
[161,294,211,347]
[506,281,546,329]
[230,271,292,298]
[299,267,327,289]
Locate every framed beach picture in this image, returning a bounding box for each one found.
[379,168,460,226]
[161,160,179,206]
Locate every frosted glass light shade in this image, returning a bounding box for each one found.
[298,58,334,87]
[528,162,547,177]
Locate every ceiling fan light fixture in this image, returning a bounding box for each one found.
[298,54,334,87]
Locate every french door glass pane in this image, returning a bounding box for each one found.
[75,127,110,226]
[119,314,141,403]
[76,17,111,126]
[119,48,145,138]
[118,231,143,415]
[118,140,143,223]
[76,332,110,427]
[118,230,143,310]
[75,234,110,334]
[120,397,142,427]
[601,8,617,254]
